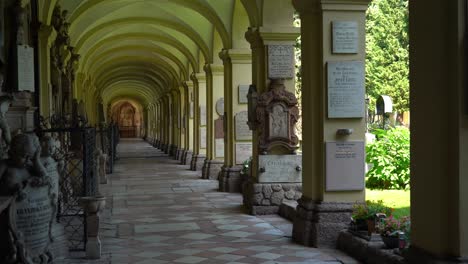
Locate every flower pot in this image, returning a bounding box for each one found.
[382,235,399,249]
[79,196,106,213]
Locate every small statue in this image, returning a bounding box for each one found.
[40,136,62,214]
[0,133,47,198]
[0,95,13,159]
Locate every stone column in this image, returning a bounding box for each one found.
[38,25,57,118]
[292,0,369,248]
[176,85,186,161]
[170,90,179,157]
[404,0,468,261]
[182,81,194,165]
[201,64,225,179]
[219,49,252,192]
[242,16,301,215]
[191,73,207,171]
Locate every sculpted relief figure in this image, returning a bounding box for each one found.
[0,95,12,159]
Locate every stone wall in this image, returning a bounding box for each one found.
[242,180,302,215]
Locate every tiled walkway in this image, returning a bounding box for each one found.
[72,139,359,264]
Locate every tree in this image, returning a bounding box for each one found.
[366,0,409,113]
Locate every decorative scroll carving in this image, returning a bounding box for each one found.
[256,79,299,154]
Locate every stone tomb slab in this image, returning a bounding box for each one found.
[268,45,294,79]
[215,98,224,116]
[215,117,224,139]
[332,21,359,54]
[215,138,224,158]
[200,106,207,126]
[235,111,251,140]
[235,143,252,165]
[258,155,302,183]
[200,127,207,149]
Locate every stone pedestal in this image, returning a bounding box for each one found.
[219,165,243,193]
[292,197,353,248]
[169,144,178,157]
[175,148,183,160]
[184,150,193,165]
[178,148,186,162]
[190,154,206,171]
[79,196,106,259]
[201,159,224,180]
[242,180,302,215]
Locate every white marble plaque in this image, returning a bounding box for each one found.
[326,141,365,191]
[327,61,365,118]
[332,21,359,54]
[189,102,194,118]
[215,138,224,158]
[17,45,35,92]
[235,111,251,140]
[200,127,207,148]
[268,45,295,79]
[200,106,207,126]
[215,98,224,116]
[258,155,302,183]
[235,143,252,165]
[238,85,249,104]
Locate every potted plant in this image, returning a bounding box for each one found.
[378,215,411,249]
[351,200,392,235]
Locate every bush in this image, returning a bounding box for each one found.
[366,127,410,190]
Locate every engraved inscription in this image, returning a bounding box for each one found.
[215,138,224,158]
[17,45,35,92]
[325,141,365,191]
[332,21,359,54]
[327,61,365,118]
[235,111,251,140]
[258,155,302,183]
[238,85,249,104]
[268,45,294,79]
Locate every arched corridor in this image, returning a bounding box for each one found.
[95,139,353,264]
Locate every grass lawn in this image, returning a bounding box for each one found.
[366,189,410,219]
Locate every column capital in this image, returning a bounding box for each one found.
[204,63,223,76]
[246,27,300,47]
[293,0,371,14]
[219,49,252,65]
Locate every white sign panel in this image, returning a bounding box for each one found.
[258,155,302,183]
[238,85,249,104]
[215,138,224,158]
[17,45,35,92]
[189,102,194,118]
[200,127,207,149]
[332,21,359,54]
[235,143,252,165]
[327,61,365,118]
[200,106,207,126]
[268,45,294,79]
[326,141,365,191]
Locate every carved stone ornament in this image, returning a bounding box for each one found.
[256,79,299,154]
[247,85,258,130]
[0,133,55,264]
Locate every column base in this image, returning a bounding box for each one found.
[183,150,193,165]
[155,140,161,149]
[169,144,177,157]
[163,143,170,154]
[176,148,184,160]
[242,180,302,215]
[190,154,206,171]
[201,159,224,180]
[403,246,468,264]
[292,197,353,248]
[219,165,243,193]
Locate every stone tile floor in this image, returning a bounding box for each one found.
[61,139,359,264]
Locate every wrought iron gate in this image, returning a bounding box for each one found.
[38,116,97,251]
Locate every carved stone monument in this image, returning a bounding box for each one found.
[0,133,56,263]
[235,111,251,141]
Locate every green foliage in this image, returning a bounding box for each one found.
[241,157,252,175]
[366,127,410,190]
[352,200,393,221]
[366,0,409,112]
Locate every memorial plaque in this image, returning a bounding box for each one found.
[215,117,224,138]
[326,141,365,191]
[238,85,249,104]
[200,127,207,148]
[235,111,251,140]
[200,106,207,126]
[235,143,252,165]
[215,98,224,116]
[268,45,294,79]
[332,21,359,54]
[215,138,224,158]
[258,155,302,183]
[189,102,194,118]
[17,45,35,92]
[327,61,365,118]
[14,185,53,258]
